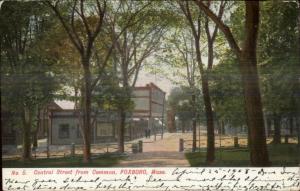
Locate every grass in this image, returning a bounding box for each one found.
[185,143,300,167]
[2,153,126,168]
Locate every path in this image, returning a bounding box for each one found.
[116,133,190,167]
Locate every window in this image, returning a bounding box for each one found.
[96,123,113,137]
[59,124,70,139]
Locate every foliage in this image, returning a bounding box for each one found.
[259,1,299,118]
[168,86,203,122]
[92,72,134,112]
[210,51,246,128]
[0,1,59,127]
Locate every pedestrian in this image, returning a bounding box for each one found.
[148,128,151,138]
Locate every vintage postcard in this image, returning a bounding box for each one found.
[1,0,300,190]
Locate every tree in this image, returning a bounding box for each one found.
[160,28,199,151]
[194,1,270,166]
[297,0,300,147]
[168,87,202,134]
[0,1,58,160]
[109,1,166,152]
[210,52,246,136]
[45,0,108,163]
[258,1,299,144]
[47,0,153,158]
[178,0,225,163]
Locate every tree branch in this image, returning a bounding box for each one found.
[194,0,241,57]
[179,1,199,41]
[79,0,92,38]
[45,0,84,54]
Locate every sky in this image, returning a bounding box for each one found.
[135,69,175,95]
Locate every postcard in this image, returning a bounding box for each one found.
[1,0,300,191]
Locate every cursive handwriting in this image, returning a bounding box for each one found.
[3,167,300,191]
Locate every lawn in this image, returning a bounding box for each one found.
[2,153,126,168]
[185,143,300,167]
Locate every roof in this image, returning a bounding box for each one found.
[47,101,63,110]
[133,83,166,94]
[54,82,165,110]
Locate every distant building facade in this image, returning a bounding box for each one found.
[50,83,166,145]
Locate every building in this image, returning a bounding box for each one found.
[36,101,62,139]
[49,83,166,145]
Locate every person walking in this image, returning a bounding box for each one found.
[148,128,151,138]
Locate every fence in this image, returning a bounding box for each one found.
[179,135,299,152]
[180,136,248,152]
[5,140,145,160]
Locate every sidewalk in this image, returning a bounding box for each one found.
[116,133,190,167]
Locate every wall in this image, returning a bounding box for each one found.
[51,116,83,145]
[50,113,148,145]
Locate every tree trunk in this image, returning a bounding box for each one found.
[267,117,272,138]
[221,121,225,135]
[298,0,300,58]
[247,124,251,149]
[192,120,197,152]
[118,69,130,153]
[33,109,41,148]
[182,1,216,163]
[118,109,126,153]
[194,1,270,166]
[237,2,270,166]
[182,121,185,133]
[202,78,215,163]
[296,117,300,147]
[74,86,79,109]
[289,116,294,136]
[82,58,92,163]
[129,122,132,140]
[172,111,176,132]
[168,109,176,133]
[273,115,281,144]
[194,37,215,164]
[192,94,197,152]
[22,107,32,161]
[32,133,38,148]
[46,108,50,158]
[240,54,269,166]
[295,0,300,149]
